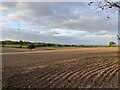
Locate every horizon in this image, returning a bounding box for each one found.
[1,39,118,46]
[1,2,118,45]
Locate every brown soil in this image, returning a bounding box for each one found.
[2,47,119,88]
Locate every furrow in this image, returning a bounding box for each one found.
[75,62,116,88]
[91,64,117,88]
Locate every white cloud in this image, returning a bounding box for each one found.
[84,34,115,38]
[0,7,8,12]
[99,30,107,34]
[1,2,118,45]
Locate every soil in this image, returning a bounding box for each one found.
[2,47,119,88]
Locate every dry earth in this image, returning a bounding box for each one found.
[1,47,119,88]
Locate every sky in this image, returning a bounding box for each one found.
[0,2,118,45]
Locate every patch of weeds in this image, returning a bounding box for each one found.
[1,85,12,90]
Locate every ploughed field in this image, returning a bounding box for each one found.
[2,47,119,88]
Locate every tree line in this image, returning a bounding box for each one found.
[0,40,113,48]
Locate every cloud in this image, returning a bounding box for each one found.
[1,2,118,45]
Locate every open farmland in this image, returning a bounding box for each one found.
[1,47,119,88]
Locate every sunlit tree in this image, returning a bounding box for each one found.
[109,41,116,47]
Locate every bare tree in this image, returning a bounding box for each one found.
[89,0,120,12]
[117,35,120,40]
[89,0,120,40]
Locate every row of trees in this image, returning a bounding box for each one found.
[0,40,117,50]
[1,40,31,45]
[0,40,83,47]
[0,40,116,47]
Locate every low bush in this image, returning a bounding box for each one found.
[27,44,35,51]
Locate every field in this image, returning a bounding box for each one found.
[1,47,119,88]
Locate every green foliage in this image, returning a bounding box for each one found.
[2,45,25,48]
[1,40,31,45]
[1,40,117,48]
[1,85,11,90]
[109,41,116,47]
[27,44,35,51]
[2,45,4,47]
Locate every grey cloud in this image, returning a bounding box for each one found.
[2,26,117,45]
[1,2,118,45]
[50,14,117,32]
[3,2,117,32]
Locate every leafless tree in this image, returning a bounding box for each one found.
[89,0,120,40]
[89,0,120,12]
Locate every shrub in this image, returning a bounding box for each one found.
[27,44,35,51]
